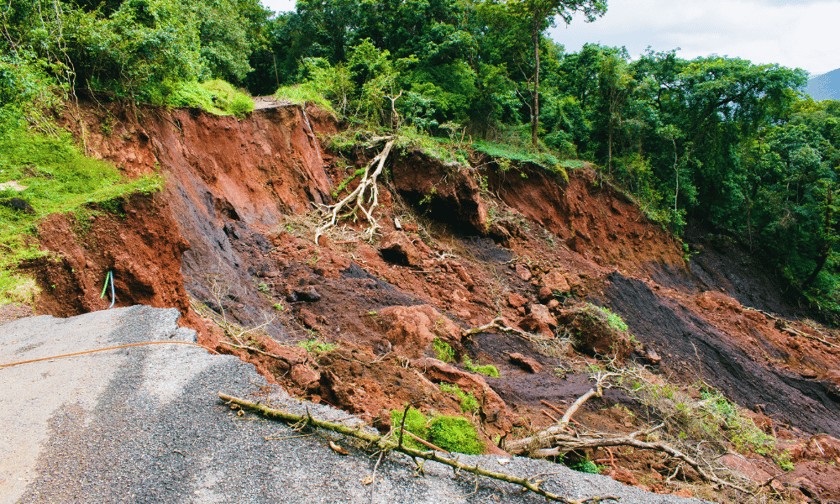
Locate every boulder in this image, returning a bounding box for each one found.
[379,232,422,266]
[508,353,543,373]
[540,270,570,295]
[378,305,461,359]
[507,292,528,308]
[412,358,511,431]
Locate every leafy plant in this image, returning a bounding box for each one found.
[427,415,483,454]
[463,357,500,377]
[297,339,336,354]
[432,337,455,363]
[439,383,479,413]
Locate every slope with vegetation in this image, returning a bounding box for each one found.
[2,1,840,503]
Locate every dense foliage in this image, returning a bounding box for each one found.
[3,0,840,315]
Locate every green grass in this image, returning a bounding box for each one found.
[439,383,479,413]
[463,357,500,377]
[0,122,164,303]
[297,338,337,354]
[432,337,455,363]
[274,85,336,115]
[170,79,254,117]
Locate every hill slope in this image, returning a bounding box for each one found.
[9,98,840,503]
[805,67,840,101]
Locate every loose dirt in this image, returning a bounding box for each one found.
[15,98,840,503]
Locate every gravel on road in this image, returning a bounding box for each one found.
[0,305,707,504]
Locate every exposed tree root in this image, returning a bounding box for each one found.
[219,393,619,504]
[316,137,396,244]
[463,316,539,341]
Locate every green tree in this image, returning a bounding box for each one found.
[500,0,606,147]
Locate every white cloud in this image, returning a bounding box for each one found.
[260,0,296,14]
[549,0,840,76]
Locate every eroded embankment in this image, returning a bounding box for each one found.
[23,100,840,501]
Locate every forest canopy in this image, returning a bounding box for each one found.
[3,0,840,316]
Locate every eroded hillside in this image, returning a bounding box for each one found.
[19,99,840,503]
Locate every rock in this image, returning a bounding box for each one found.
[290,363,320,388]
[451,263,475,290]
[671,488,692,498]
[517,315,553,338]
[540,270,570,295]
[718,453,773,485]
[379,231,422,266]
[515,264,532,282]
[507,292,528,308]
[294,286,321,302]
[608,467,638,486]
[537,286,554,303]
[508,353,543,373]
[378,305,461,359]
[556,302,632,360]
[298,308,320,330]
[529,304,557,328]
[488,222,512,247]
[412,357,511,431]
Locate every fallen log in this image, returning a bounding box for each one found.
[219,392,618,504]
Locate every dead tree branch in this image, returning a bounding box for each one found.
[463,316,539,341]
[219,393,618,504]
[316,137,396,244]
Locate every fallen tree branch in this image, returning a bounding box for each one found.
[745,307,840,350]
[506,422,748,493]
[463,316,538,341]
[219,393,618,504]
[316,137,395,244]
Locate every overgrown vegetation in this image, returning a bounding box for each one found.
[608,364,794,471]
[297,338,337,354]
[391,407,483,455]
[432,337,455,363]
[439,383,479,413]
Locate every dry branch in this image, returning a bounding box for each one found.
[463,316,538,341]
[316,137,396,244]
[219,393,618,504]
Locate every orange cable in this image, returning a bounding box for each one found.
[1,341,214,368]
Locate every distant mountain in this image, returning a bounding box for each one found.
[805,68,840,101]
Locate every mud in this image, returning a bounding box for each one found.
[18,98,840,502]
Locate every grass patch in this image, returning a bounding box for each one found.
[463,357,500,377]
[0,120,163,303]
[170,79,254,117]
[274,85,336,115]
[432,337,455,363]
[391,407,483,455]
[439,383,479,413]
[297,338,337,354]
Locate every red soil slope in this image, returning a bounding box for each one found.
[21,99,840,502]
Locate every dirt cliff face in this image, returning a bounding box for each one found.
[25,99,840,502]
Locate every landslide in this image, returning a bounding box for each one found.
[22,98,840,501]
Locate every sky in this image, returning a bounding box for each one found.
[259,0,840,77]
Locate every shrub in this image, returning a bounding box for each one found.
[297,339,336,354]
[463,357,500,377]
[432,337,455,363]
[439,383,479,413]
[427,415,483,455]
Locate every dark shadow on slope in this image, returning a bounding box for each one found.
[602,273,840,437]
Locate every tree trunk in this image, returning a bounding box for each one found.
[531,25,540,148]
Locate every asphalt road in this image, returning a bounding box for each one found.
[0,305,706,503]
